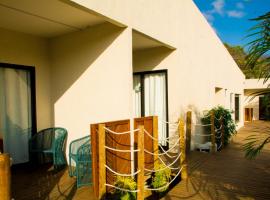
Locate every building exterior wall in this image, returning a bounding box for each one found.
[0,28,52,130]
[0,0,248,157]
[110,0,246,127]
[50,23,133,155]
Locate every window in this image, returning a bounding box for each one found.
[133,70,168,147]
[235,94,240,122]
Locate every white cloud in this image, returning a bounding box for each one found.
[227,10,245,18]
[236,2,244,9]
[203,11,215,22]
[212,0,225,15]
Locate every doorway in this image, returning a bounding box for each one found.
[235,94,240,122]
[0,63,36,164]
[133,70,168,147]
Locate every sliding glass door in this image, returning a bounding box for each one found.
[0,64,36,164]
[133,71,168,146]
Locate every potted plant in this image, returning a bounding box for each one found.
[112,176,137,200]
[202,106,236,148]
[151,162,172,198]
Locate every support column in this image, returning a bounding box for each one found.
[98,124,106,199]
[179,117,187,179]
[211,111,216,152]
[221,116,225,149]
[153,116,159,169]
[0,153,11,200]
[137,125,145,200]
[186,111,192,153]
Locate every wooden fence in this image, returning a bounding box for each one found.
[90,116,158,198]
[91,116,187,199]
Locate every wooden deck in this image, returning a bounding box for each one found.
[163,121,270,200]
[11,121,270,200]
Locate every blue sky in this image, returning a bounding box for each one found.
[193,0,270,48]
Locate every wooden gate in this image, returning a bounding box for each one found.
[90,116,156,198]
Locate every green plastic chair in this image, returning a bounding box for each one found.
[69,135,92,188]
[29,127,68,169]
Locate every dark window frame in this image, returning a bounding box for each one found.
[0,62,37,136]
[133,69,169,149]
[235,94,240,122]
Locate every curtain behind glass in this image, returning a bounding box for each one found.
[0,67,32,164]
[144,73,167,146]
[133,75,141,118]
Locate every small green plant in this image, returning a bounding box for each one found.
[113,176,137,200]
[202,106,236,146]
[151,162,171,193]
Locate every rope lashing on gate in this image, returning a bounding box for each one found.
[105,184,140,193]
[144,164,180,173]
[162,120,182,129]
[192,133,212,137]
[104,127,140,135]
[193,123,212,127]
[105,165,141,177]
[105,145,140,153]
[158,144,179,158]
[144,129,180,158]
[217,142,223,150]
[144,128,178,142]
[191,114,225,152]
[157,152,182,170]
[143,125,184,191]
[101,127,142,193]
[215,132,222,139]
[100,121,185,194]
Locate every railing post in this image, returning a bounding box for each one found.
[221,116,225,149]
[186,111,192,153]
[137,125,145,200]
[179,117,187,180]
[98,124,106,199]
[153,116,159,169]
[211,111,216,153]
[0,153,11,200]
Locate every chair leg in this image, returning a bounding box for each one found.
[53,152,57,170]
[76,161,79,188]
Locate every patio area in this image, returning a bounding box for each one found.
[11,163,95,200]
[164,120,270,200]
[11,121,270,200]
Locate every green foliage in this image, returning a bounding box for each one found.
[245,12,270,81]
[151,162,171,193]
[224,43,264,78]
[113,176,137,200]
[242,11,270,159]
[202,106,236,146]
[243,134,270,159]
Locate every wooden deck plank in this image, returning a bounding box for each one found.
[163,121,270,200]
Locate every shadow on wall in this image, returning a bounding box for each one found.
[133,46,173,72]
[168,105,212,151]
[50,22,125,104]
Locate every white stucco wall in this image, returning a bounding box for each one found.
[50,23,133,156]
[0,28,52,130]
[118,0,245,128]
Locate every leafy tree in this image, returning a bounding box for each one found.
[243,11,270,159]
[245,12,270,81]
[224,43,263,78]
